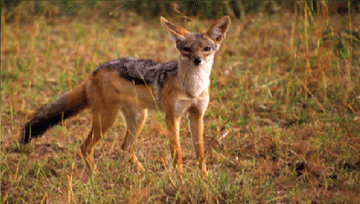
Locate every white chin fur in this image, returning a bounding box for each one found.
[178,54,214,97]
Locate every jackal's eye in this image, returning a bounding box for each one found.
[183,47,191,52]
[203,46,211,51]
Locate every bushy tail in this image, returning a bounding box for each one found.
[20,80,89,143]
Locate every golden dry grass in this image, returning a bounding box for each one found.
[1,2,360,203]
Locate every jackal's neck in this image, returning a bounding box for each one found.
[176,55,214,98]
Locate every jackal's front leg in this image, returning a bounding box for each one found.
[165,113,183,175]
[188,106,208,176]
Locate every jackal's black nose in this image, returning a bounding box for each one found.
[193,57,202,66]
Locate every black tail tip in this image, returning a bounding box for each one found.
[20,121,34,144]
[19,129,31,144]
[20,121,48,144]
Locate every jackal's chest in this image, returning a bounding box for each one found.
[178,65,211,98]
[172,91,209,117]
[183,76,210,98]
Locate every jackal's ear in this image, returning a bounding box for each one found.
[206,16,230,44]
[160,17,189,41]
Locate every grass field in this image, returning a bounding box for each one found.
[1,2,360,203]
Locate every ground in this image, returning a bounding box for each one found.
[1,2,360,203]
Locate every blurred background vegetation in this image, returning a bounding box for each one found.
[2,0,360,21]
[1,0,360,203]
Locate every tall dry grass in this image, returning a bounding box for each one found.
[1,1,359,203]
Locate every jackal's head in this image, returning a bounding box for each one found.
[160,16,230,67]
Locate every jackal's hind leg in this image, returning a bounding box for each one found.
[120,104,148,171]
[80,106,119,172]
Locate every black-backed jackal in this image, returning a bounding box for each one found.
[21,16,230,177]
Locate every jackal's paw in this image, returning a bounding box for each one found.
[131,155,145,172]
[201,169,208,177]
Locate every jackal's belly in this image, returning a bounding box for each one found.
[90,67,160,110]
[113,79,162,111]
